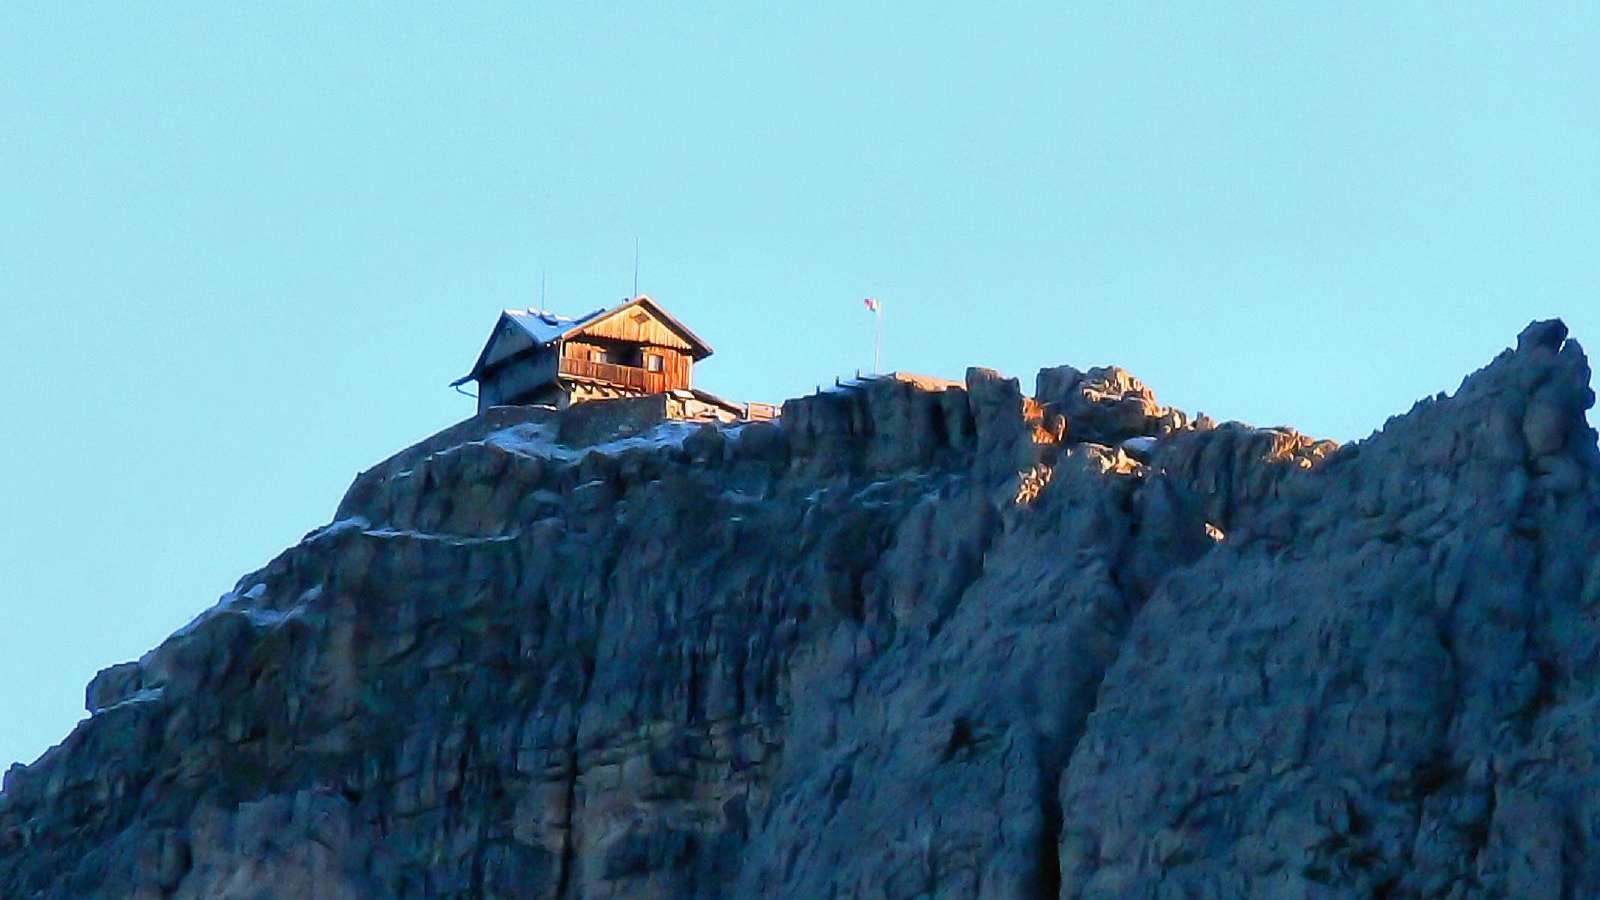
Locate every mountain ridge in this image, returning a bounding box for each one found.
[3,320,1597,898]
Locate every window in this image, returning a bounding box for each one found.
[588,348,606,363]
[644,353,664,373]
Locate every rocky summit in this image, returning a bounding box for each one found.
[3,321,1599,899]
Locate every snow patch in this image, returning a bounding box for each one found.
[1121,436,1159,457]
[93,687,165,715]
[485,419,707,463]
[152,578,311,652]
[362,527,521,545]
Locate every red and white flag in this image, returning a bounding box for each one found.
[863,297,881,313]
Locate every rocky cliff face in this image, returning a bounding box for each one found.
[2,322,1597,899]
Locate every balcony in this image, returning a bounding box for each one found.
[558,356,671,394]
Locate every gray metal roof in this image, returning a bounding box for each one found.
[503,306,607,345]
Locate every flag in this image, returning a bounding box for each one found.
[863,297,881,313]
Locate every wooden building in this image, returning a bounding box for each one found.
[451,295,719,414]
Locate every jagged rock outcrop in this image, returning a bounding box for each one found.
[1035,364,1192,445]
[1,322,1596,898]
[1059,322,1600,898]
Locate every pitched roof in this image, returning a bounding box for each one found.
[452,295,714,386]
[615,295,715,359]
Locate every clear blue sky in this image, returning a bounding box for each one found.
[2,4,1596,771]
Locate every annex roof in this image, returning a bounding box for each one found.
[503,306,607,345]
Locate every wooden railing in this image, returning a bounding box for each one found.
[559,357,781,419]
[744,401,779,421]
[558,356,670,394]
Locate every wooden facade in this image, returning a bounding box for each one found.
[454,295,715,414]
[558,338,693,394]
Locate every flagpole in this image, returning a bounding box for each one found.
[864,298,882,374]
[873,305,882,374]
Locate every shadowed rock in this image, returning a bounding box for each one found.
[2,321,1596,899]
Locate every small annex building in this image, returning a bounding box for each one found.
[452,294,769,420]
